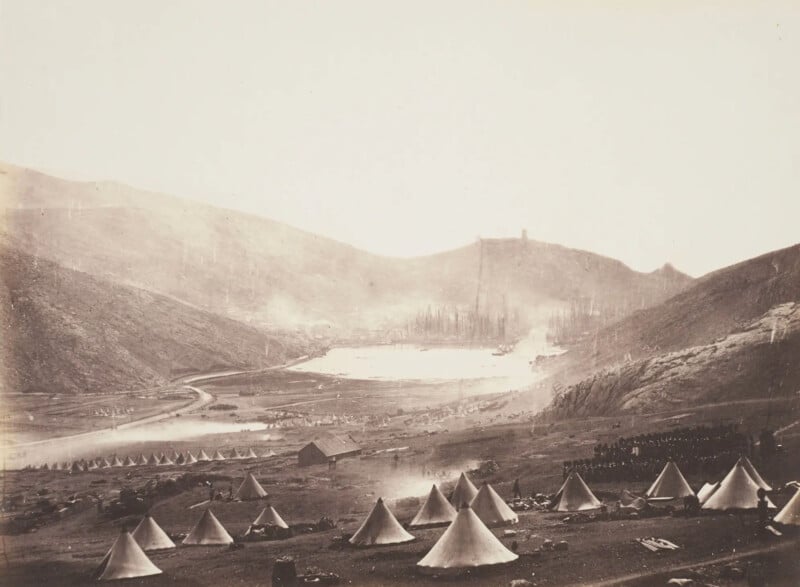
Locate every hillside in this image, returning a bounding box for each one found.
[578,243,800,371]
[539,243,800,417]
[545,302,800,417]
[0,247,318,395]
[0,162,692,332]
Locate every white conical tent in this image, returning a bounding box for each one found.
[158,453,174,466]
[235,473,268,500]
[697,482,719,504]
[739,456,772,491]
[212,450,226,461]
[645,461,695,499]
[87,460,99,471]
[551,471,602,512]
[253,505,289,529]
[111,456,124,467]
[185,452,198,465]
[147,453,159,466]
[470,483,519,527]
[349,498,415,546]
[175,452,186,465]
[702,461,776,511]
[131,514,176,551]
[450,472,479,508]
[197,449,211,462]
[245,448,258,459]
[95,530,162,581]
[417,503,518,574]
[183,509,234,545]
[262,449,276,458]
[136,454,148,466]
[774,487,800,526]
[410,485,457,528]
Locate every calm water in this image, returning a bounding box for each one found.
[289,341,562,384]
[12,339,562,467]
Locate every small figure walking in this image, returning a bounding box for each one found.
[512,478,522,499]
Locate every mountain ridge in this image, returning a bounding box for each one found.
[0,161,693,333]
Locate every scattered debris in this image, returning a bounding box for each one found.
[636,537,680,551]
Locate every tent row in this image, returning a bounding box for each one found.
[91,460,800,581]
[549,455,783,513]
[97,482,288,582]
[97,505,283,581]
[40,448,278,472]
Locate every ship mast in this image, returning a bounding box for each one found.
[472,238,484,343]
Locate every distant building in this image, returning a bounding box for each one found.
[298,433,361,467]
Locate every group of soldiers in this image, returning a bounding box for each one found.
[564,424,754,483]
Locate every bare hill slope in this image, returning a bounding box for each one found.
[0,247,316,395]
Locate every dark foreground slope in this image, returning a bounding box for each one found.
[0,248,316,395]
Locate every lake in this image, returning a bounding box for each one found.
[289,341,562,386]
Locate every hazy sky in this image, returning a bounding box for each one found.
[1,1,798,276]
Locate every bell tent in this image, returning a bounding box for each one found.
[409,484,457,528]
[245,448,259,459]
[235,473,268,500]
[349,498,415,546]
[94,530,162,581]
[739,456,772,491]
[774,487,800,526]
[184,452,198,465]
[550,471,602,512]
[197,449,211,462]
[417,503,518,575]
[645,460,695,499]
[253,504,289,529]
[131,514,176,551]
[212,449,226,461]
[450,472,479,509]
[183,509,234,546]
[470,483,519,527]
[702,461,776,511]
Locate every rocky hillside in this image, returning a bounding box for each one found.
[0,162,692,332]
[0,247,318,395]
[546,302,800,417]
[567,243,800,374]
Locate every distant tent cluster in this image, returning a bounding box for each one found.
[36,447,276,472]
[95,473,291,581]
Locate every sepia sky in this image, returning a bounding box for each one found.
[1,1,798,276]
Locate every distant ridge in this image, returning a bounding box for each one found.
[0,161,692,332]
[544,243,800,416]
